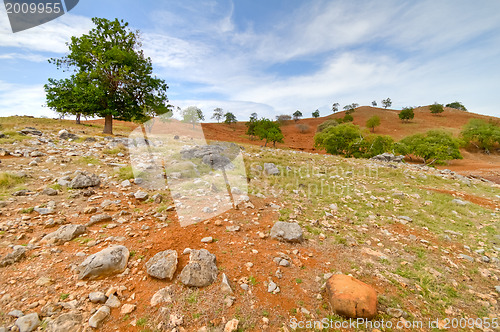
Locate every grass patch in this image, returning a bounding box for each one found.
[103,144,127,155]
[115,166,135,181]
[59,293,69,300]
[0,172,25,190]
[0,130,30,144]
[77,156,101,165]
[20,207,34,214]
[136,317,148,327]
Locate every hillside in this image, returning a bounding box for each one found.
[0,117,499,331]
[201,106,500,183]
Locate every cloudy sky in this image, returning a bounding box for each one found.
[1,0,500,120]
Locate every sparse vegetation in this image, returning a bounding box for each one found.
[0,172,25,191]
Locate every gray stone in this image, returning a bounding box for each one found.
[267,281,277,293]
[397,216,413,223]
[30,151,45,157]
[89,292,107,304]
[41,225,86,244]
[495,286,500,293]
[34,207,54,215]
[221,273,233,294]
[0,245,27,267]
[458,254,474,262]
[8,310,24,317]
[371,153,404,163]
[47,312,82,332]
[270,221,304,243]
[264,163,280,176]
[42,188,58,196]
[146,250,178,280]
[104,295,120,308]
[58,130,79,140]
[134,190,148,201]
[201,236,213,243]
[180,249,218,287]
[451,199,468,206]
[86,214,112,227]
[12,189,30,196]
[386,308,404,318]
[120,180,131,188]
[150,286,174,306]
[69,172,100,189]
[77,245,129,279]
[88,306,110,328]
[19,128,42,136]
[226,226,240,232]
[15,313,40,332]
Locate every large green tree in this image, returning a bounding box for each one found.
[45,18,169,134]
[254,118,284,147]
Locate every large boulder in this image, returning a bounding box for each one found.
[69,172,100,189]
[146,250,178,280]
[76,246,129,279]
[325,274,377,319]
[180,249,218,287]
[58,129,79,140]
[41,224,86,245]
[270,221,303,243]
[0,245,27,267]
[15,313,40,332]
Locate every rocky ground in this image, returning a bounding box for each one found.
[0,120,499,331]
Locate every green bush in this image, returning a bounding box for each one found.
[316,119,339,132]
[366,115,381,132]
[394,130,462,165]
[343,114,354,122]
[429,103,444,115]
[314,123,393,158]
[461,119,500,153]
[446,101,467,111]
[399,107,414,122]
[254,118,284,147]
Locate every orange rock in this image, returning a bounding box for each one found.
[325,274,377,319]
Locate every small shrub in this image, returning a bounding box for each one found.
[429,103,444,115]
[461,119,500,153]
[276,114,292,124]
[343,114,353,122]
[296,124,310,133]
[446,101,467,111]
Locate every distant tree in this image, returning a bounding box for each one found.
[399,107,415,122]
[245,117,258,139]
[254,118,284,147]
[249,112,258,121]
[446,101,468,112]
[182,106,204,129]
[429,103,444,115]
[343,103,358,115]
[224,112,237,125]
[212,108,225,123]
[366,115,381,133]
[332,102,340,113]
[394,130,462,165]
[312,109,320,118]
[293,110,303,122]
[372,100,377,107]
[461,119,500,153]
[381,98,392,109]
[45,18,169,134]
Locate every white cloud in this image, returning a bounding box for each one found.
[0,12,92,53]
[0,81,54,117]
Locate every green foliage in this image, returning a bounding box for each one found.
[293,110,303,121]
[372,100,377,107]
[366,115,381,132]
[212,108,224,123]
[254,118,284,147]
[394,130,462,165]
[315,123,394,158]
[399,107,415,122]
[446,101,467,111]
[245,114,259,138]
[343,103,358,115]
[224,112,237,125]
[429,103,444,115]
[461,119,500,153]
[312,109,320,118]
[342,114,354,122]
[45,18,169,134]
[0,172,25,190]
[382,98,392,109]
[316,119,339,132]
[182,106,204,128]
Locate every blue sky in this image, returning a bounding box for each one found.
[1,0,500,120]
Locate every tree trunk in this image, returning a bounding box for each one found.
[75,113,81,124]
[103,114,113,134]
